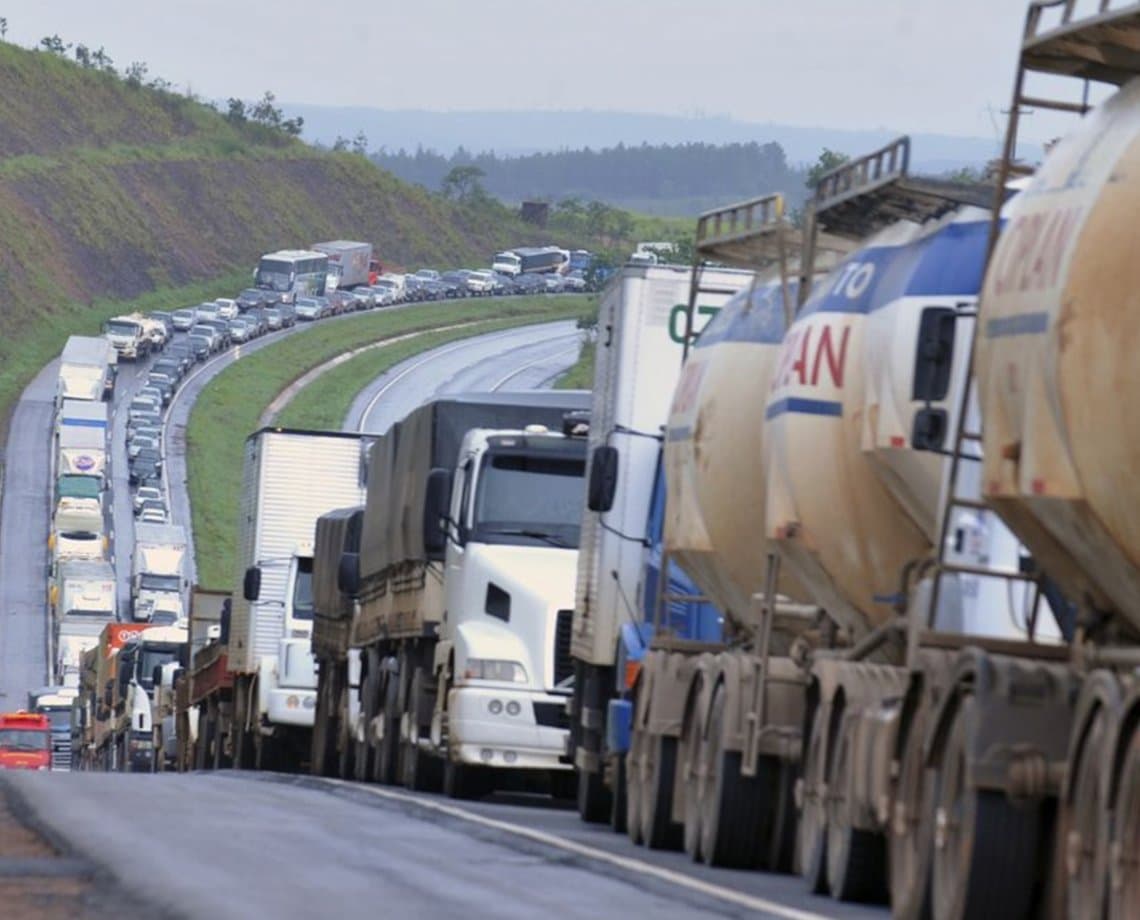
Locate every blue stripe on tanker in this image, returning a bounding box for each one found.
[765,397,844,420]
[798,219,991,318]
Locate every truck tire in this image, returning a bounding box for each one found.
[336,685,355,780]
[889,710,935,919]
[931,696,1042,920]
[374,667,400,785]
[681,672,709,861]
[575,663,613,824]
[799,704,831,894]
[1108,726,1140,920]
[400,667,441,792]
[444,758,488,800]
[1060,706,1110,920]
[642,733,683,850]
[311,665,338,777]
[827,712,887,902]
[610,752,628,834]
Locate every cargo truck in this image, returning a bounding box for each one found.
[311,240,377,290]
[56,398,108,437]
[75,623,150,771]
[181,589,232,770]
[312,392,592,797]
[189,429,371,772]
[56,424,107,480]
[27,687,78,771]
[0,712,52,771]
[566,260,756,819]
[50,558,116,688]
[131,523,188,623]
[57,336,116,404]
[103,313,159,361]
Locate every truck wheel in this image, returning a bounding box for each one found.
[626,726,645,844]
[374,668,400,785]
[1108,726,1140,920]
[699,683,774,869]
[799,705,831,893]
[401,667,441,792]
[826,711,887,902]
[681,674,709,861]
[336,686,355,780]
[577,768,611,824]
[931,696,1041,920]
[610,752,628,833]
[575,664,612,824]
[1061,706,1110,920]
[153,729,163,773]
[641,733,683,850]
[311,668,337,777]
[444,758,489,800]
[889,710,936,919]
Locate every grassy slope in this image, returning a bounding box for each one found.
[0,40,536,441]
[189,296,594,588]
[554,338,596,390]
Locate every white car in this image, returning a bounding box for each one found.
[133,486,164,515]
[466,270,496,295]
[214,298,239,320]
[139,506,168,524]
[128,435,159,461]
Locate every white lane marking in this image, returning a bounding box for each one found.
[322,779,829,920]
[489,337,582,391]
[356,325,565,432]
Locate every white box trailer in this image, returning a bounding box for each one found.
[58,336,115,404]
[57,399,109,436]
[56,425,107,479]
[131,524,188,622]
[224,428,371,769]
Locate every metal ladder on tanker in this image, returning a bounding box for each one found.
[923,0,1140,644]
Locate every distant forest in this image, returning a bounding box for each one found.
[368,141,811,217]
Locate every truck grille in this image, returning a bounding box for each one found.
[52,737,72,771]
[553,609,574,686]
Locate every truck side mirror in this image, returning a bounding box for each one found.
[338,551,361,597]
[423,467,452,561]
[587,446,619,512]
[243,566,261,601]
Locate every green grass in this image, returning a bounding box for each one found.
[554,337,596,390]
[0,269,250,436]
[188,295,597,589]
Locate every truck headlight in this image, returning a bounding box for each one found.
[464,659,528,684]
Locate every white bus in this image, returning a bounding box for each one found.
[255,250,330,303]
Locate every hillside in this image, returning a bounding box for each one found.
[0,41,536,437]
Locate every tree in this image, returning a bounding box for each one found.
[92,47,114,73]
[39,34,71,55]
[441,165,486,202]
[332,135,350,152]
[250,91,282,127]
[124,61,149,87]
[351,131,368,156]
[74,44,91,68]
[0,18,7,39]
[226,98,247,124]
[281,115,303,137]
[806,148,849,189]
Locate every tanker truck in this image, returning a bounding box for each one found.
[565,257,757,821]
[313,392,592,797]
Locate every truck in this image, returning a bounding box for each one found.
[56,419,107,480]
[311,392,593,798]
[73,623,150,770]
[0,712,52,771]
[566,259,756,819]
[131,523,188,623]
[180,589,232,771]
[50,558,116,687]
[56,397,109,436]
[27,687,78,771]
[50,496,106,567]
[492,246,569,277]
[311,240,377,290]
[103,624,188,772]
[103,313,163,361]
[188,429,372,773]
[57,335,116,404]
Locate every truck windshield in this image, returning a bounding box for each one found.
[105,321,139,335]
[139,574,181,593]
[138,645,181,689]
[473,453,585,548]
[292,557,314,620]
[0,730,50,751]
[38,709,70,731]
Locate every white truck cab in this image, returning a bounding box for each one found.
[431,425,585,775]
[258,542,320,728]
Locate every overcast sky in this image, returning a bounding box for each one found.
[6,1,1076,141]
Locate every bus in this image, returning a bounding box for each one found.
[254,250,330,304]
[0,712,52,771]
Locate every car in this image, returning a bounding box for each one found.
[561,271,588,292]
[513,273,546,295]
[228,318,252,343]
[214,298,239,320]
[194,301,221,322]
[138,385,168,407]
[327,290,358,314]
[198,319,232,348]
[133,486,164,516]
[148,369,177,389]
[139,503,167,524]
[543,275,564,293]
[128,395,160,418]
[127,412,162,440]
[413,269,440,283]
[131,425,162,445]
[129,448,163,486]
[189,324,221,352]
[236,288,267,311]
[151,360,184,383]
[170,308,198,331]
[244,309,269,335]
[128,435,159,460]
[187,335,212,362]
[262,307,283,330]
[295,297,322,321]
[466,270,496,295]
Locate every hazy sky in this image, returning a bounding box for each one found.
[5,1,1078,140]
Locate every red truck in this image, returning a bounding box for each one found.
[0,712,52,771]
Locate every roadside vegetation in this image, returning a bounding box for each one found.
[554,338,596,390]
[188,295,595,588]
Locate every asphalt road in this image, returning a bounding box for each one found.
[2,771,883,920]
[345,320,584,432]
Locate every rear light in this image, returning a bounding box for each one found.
[624,660,641,690]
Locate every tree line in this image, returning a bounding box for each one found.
[370,141,812,212]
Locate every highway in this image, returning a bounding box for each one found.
[0,307,890,920]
